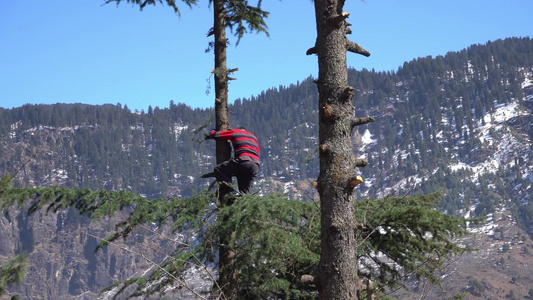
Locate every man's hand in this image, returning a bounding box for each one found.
[204,129,217,140]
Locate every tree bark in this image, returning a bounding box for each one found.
[213,0,238,299]
[312,0,371,299]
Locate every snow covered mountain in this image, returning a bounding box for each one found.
[1,37,532,299]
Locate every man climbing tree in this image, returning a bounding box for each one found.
[207,2,267,298]
[102,1,268,298]
[202,127,260,195]
[1,2,475,299]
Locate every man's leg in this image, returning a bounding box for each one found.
[235,161,259,194]
[214,159,240,191]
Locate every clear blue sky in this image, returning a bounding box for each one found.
[1,0,531,112]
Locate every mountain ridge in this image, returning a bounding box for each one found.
[1,36,532,299]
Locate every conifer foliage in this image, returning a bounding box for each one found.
[1,174,473,299]
[355,192,476,292]
[0,253,28,300]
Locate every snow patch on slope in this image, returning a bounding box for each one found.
[361,129,376,147]
[449,101,530,179]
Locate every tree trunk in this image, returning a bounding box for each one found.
[213,0,238,299]
[312,0,372,299]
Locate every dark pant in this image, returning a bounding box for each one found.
[214,158,259,194]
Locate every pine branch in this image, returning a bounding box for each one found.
[0,254,28,298]
[103,0,197,16]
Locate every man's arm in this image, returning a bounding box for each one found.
[206,129,235,141]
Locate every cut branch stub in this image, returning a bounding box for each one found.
[347,41,370,57]
[306,46,317,55]
[354,222,367,230]
[355,159,368,168]
[341,86,355,103]
[311,181,319,191]
[228,68,239,74]
[328,12,350,28]
[349,176,364,188]
[301,274,316,286]
[211,67,239,80]
[319,144,328,153]
[350,116,375,129]
[324,104,332,119]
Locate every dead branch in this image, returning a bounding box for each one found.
[306,46,317,55]
[351,116,375,129]
[347,41,370,57]
[355,159,368,168]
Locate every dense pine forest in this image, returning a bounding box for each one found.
[1,37,531,226]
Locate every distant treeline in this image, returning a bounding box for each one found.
[1,37,532,231]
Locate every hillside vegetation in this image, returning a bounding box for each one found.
[0,37,532,299]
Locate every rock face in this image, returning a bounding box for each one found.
[0,207,167,299]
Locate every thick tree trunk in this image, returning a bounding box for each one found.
[213,0,238,299]
[312,0,371,299]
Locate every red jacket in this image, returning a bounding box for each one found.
[208,129,260,164]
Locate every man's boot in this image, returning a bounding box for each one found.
[201,171,216,178]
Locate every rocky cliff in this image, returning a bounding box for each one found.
[0,207,175,299]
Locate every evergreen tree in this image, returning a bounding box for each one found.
[1,172,474,299]
[101,0,269,298]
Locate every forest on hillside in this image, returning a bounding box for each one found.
[1,37,532,232]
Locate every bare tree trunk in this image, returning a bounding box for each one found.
[213,0,238,299]
[310,0,372,299]
[213,0,231,141]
